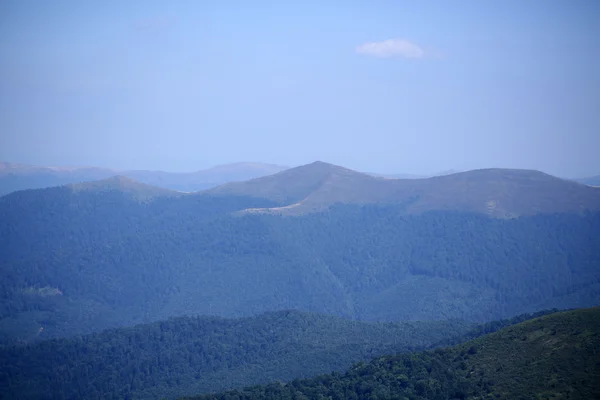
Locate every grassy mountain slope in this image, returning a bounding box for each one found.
[185,307,600,400]
[208,162,600,217]
[409,168,600,217]
[0,310,471,400]
[208,161,383,206]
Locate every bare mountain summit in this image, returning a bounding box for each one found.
[207,161,383,206]
[207,161,600,217]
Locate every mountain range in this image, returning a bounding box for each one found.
[0,161,288,196]
[1,160,599,399]
[1,161,599,344]
[208,161,600,217]
[4,160,596,198]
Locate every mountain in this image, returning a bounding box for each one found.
[184,307,600,400]
[208,161,383,207]
[124,162,289,192]
[0,161,288,196]
[209,161,600,217]
[0,310,472,400]
[69,175,181,200]
[1,163,599,343]
[0,161,116,196]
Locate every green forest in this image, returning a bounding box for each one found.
[183,307,600,400]
[0,309,558,400]
[1,186,599,342]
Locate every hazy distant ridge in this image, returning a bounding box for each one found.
[0,161,288,195]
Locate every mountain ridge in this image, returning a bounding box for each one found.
[3,161,598,218]
[0,161,289,196]
[208,161,600,217]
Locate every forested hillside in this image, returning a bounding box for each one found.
[184,307,600,400]
[0,310,471,400]
[1,171,599,342]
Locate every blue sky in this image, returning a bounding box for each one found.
[1,0,599,177]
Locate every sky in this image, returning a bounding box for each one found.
[1,0,599,177]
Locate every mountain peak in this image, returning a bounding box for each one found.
[206,161,378,205]
[294,160,368,176]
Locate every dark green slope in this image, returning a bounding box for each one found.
[185,307,600,400]
[0,185,281,341]
[1,181,599,342]
[0,310,471,400]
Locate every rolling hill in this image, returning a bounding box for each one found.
[0,161,288,196]
[184,307,600,400]
[209,161,600,217]
[1,163,599,343]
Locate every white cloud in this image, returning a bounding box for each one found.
[355,38,425,59]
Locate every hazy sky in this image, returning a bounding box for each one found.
[1,1,599,177]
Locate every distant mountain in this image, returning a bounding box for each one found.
[576,175,600,187]
[0,161,288,196]
[1,164,599,343]
[0,310,471,400]
[124,162,288,192]
[0,161,116,196]
[185,307,600,400]
[209,161,600,217]
[69,175,180,200]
